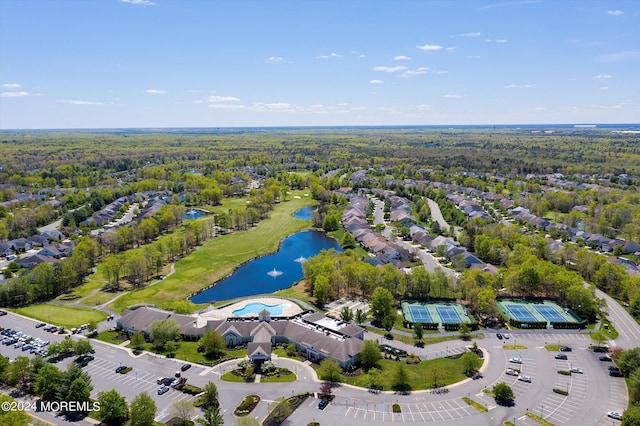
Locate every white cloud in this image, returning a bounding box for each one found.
[373,65,407,73]
[146,89,167,94]
[416,44,444,51]
[607,10,623,16]
[266,56,284,63]
[444,94,463,98]
[1,91,29,97]
[59,100,103,105]
[1,83,21,88]
[505,84,533,89]
[460,32,481,37]
[496,39,508,43]
[593,74,612,79]
[369,80,383,84]
[120,0,156,5]
[317,52,342,59]
[599,86,609,90]
[208,95,240,102]
[393,55,411,60]
[402,67,429,77]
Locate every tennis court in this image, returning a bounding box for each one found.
[534,305,566,322]
[436,306,462,324]
[407,305,433,323]
[505,304,538,322]
[402,301,472,326]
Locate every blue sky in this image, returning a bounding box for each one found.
[1,0,638,129]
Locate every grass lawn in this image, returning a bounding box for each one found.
[260,371,297,383]
[365,326,465,346]
[342,356,470,390]
[273,281,322,311]
[109,191,315,312]
[503,344,528,350]
[80,291,121,307]
[55,279,106,301]
[12,304,108,328]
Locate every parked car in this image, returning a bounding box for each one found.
[35,323,46,328]
[509,357,522,364]
[496,333,503,339]
[599,355,612,362]
[555,354,568,360]
[560,346,572,352]
[157,377,165,385]
[609,368,623,377]
[518,375,532,383]
[318,398,330,410]
[569,367,583,374]
[115,365,127,373]
[593,346,608,353]
[503,333,511,339]
[0,310,7,316]
[505,368,519,376]
[607,411,622,420]
[158,386,170,395]
[181,363,191,371]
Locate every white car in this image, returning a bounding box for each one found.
[505,368,519,376]
[509,357,522,364]
[503,333,511,339]
[518,375,532,383]
[607,411,622,420]
[570,367,583,374]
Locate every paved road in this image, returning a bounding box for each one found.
[596,288,640,349]
[427,198,461,237]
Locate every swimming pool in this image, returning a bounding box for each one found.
[231,302,291,317]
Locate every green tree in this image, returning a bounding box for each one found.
[34,363,63,401]
[458,322,471,339]
[318,358,342,383]
[73,339,93,355]
[198,329,226,358]
[172,300,196,315]
[130,392,157,426]
[6,356,33,393]
[97,389,129,425]
[170,400,196,426]
[340,306,354,322]
[66,378,91,413]
[342,232,357,249]
[460,351,482,376]
[234,417,261,426]
[367,368,382,391]
[370,287,393,324]
[355,308,368,325]
[493,382,514,404]
[58,365,92,402]
[197,405,224,426]
[622,408,640,426]
[382,311,397,336]
[0,393,31,426]
[130,331,146,350]
[392,363,410,392]
[200,381,220,409]
[360,340,381,370]
[149,318,180,349]
[413,323,424,346]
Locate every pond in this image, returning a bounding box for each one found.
[190,230,342,303]
[292,206,314,220]
[182,209,208,220]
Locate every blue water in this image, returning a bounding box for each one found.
[190,230,342,303]
[293,206,314,220]
[232,302,290,316]
[182,209,207,220]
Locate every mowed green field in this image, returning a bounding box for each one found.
[12,304,108,329]
[110,192,316,312]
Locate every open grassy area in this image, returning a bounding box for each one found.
[526,412,556,426]
[55,279,106,301]
[12,304,107,328]
[341,356,471,390]
[503,344,528,350]
[274,280,322,311]
[365,326,467,346]
[109,192,315,312]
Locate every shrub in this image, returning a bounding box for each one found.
[392,403,401,413]
[553,388,569,396]
[234,395,260,416]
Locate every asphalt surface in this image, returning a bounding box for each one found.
[1,306,634,426]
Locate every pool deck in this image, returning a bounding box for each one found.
[199,297,303,320]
